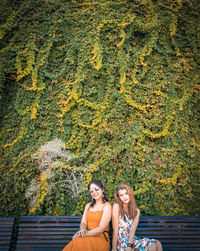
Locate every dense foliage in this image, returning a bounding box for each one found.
[0,0,199,217]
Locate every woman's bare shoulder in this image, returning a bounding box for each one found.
[112,203,120,211]
[136,207,140,215]
[104,201,112,209]
[113,203,119,208]
[85,202,91,209]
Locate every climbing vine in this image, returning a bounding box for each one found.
[0,0,199,216]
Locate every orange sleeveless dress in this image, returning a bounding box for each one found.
[62,210,110,251]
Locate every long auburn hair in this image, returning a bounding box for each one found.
[88,180,108,207]
[114,184,137,221]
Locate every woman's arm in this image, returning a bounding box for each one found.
[80,203,90,230]
[86,202,112,236]
[73,203,90,239]
[112,203,120,251]
[127,208,140,250]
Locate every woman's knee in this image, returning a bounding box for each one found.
[155,240,162,251]
[148,240,162,251]
[148,242,157,251]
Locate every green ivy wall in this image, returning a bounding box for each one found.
[0,0,199,217]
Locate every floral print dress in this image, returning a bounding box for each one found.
[117,213,155,251]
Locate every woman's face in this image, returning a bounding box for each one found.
[89,183,104,201]
[118,189,130,204]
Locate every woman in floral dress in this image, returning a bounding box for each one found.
[112,184,162,251]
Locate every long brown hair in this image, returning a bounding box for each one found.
[114,184,137,221]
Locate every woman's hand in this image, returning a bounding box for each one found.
[72,231,80,240]
[79,229,87,237]
[72,229,88,240]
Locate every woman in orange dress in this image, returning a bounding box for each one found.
[62,180,112,251]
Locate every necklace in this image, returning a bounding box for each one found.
[90,203,104,211]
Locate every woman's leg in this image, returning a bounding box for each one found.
[148,240,163,251]
[148,242,157,251]
[156,240,163,251]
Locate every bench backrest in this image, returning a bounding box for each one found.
[137,216,200,251]
[0,217,15,251]
[15,216,81,251]
[15,216,200,251]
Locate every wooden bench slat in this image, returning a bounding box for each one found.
[0,236,14,240]
[15,239,200,244]
[0,233,13,236]
[18,221,200,225]
[164,244,200,247]
[18,217,199,223]
[16,248,64,251]
[19,218,165,221]
[0,241,13,244]
[17,225,200,228]
[16,243,67,247]
[0,246,12,250]
[16,230,200,235]
[16,231,200,236]
[20,217,81,221]
[17,228,200,233]
[17,228,78,232]
[16,243,68,247]
[0,224,13,229]
[0,218,15,222]
[0,229,13,234]
[16,249,65,250]
[162,249,200,251]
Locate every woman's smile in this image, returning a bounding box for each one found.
[89,183,103,201]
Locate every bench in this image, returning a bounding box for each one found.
[0,217,15,251]
[15,216,200,251]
